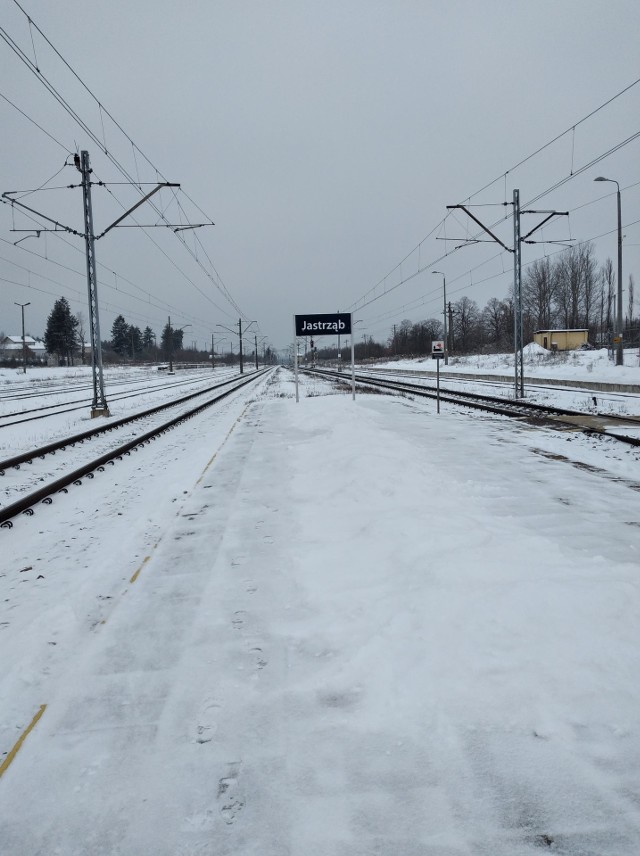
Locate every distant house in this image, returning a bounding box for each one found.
[0,335,48,363]
[533,329,588,351]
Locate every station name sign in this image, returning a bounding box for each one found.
[295,313,352,336]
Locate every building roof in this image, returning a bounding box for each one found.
[0,338,46,352]
[2,335,37,345]
[534,329,588,334]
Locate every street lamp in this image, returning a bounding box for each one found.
[594,177,623,365]
[14,302,30,374]
[214,336,229,367]
[432,271,448,365]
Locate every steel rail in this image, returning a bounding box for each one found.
[0,371,263,473]
[0,370,236,428]
[308,369,640,447]
[0,370,268,528]
[360,365,640,398]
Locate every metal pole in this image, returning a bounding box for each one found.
[513,189,524,398]
[432,272,448,366]
[78,151,109,416]
[168,316,173,373]
[443,276,448,366]
[351,323,355,400]
[255,334,259,370]
[15,301,30,373]
[238,318,244,374]
[211,333,215,370]
[616,186,623,366]
[437,357,440,414]
[293,317,299,402]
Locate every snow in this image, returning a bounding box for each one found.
[372,346,640,387]
[1,367,640,854]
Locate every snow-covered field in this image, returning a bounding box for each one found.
[1,366,640,854]
[0,365,239,456]
[358,345,640,419]
[374,344,640,385]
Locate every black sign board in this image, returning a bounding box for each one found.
[295,313,352,336]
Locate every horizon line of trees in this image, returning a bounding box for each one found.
[29,243,640,367]
[40,300,277,366]
[310,245,637,361]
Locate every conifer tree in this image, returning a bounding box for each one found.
[111,315,130,356]
[44,297,79,365]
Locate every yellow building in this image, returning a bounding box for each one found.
[533,329,588,351]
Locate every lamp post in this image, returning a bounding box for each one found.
[431,271,448,365]
[214,337,229,366]
[14,301,30,373]
[594,177,623,366]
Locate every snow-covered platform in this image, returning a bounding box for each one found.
[2,377,640,854]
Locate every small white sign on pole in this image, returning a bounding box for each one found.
[432,340,444,414]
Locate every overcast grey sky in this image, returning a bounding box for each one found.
[2,0,639,353]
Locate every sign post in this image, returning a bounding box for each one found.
[351,334,355,400]
[432,340,445,414]
[294,313,353,402]
[293,316,299,402]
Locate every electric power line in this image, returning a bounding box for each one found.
[347,78,640,314]
[1,13,250,323]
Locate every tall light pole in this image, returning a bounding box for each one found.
[595,177,623,365]
[14,301,30,374]
[214,337,229,366]
[431,271,448,365]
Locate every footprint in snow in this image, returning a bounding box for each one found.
[250,646,267,670]
[217,766,244,825]
[194,698,220,744]
[231,611,246,630]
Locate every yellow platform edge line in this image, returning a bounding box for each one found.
[195,403,250,486]
[130,554,152,584]
[131,403,252,582]
[0,704,47,779]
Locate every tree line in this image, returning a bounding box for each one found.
[42,300,204,364]
[313,245,637,360]
[41,299,277,366]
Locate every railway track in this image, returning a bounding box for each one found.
[0,367,179,402]
[358,365,640,409]
[0,369,269,528]
[307,368,640,447]
[0,369,235,427]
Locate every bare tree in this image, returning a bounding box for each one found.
[554,243,597,330]
[482,297,514,350]
[579,244,598,331]
[601,258,615,341]
[76,312,87,365]
[453,296,481,353]
[523,257,557,330]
